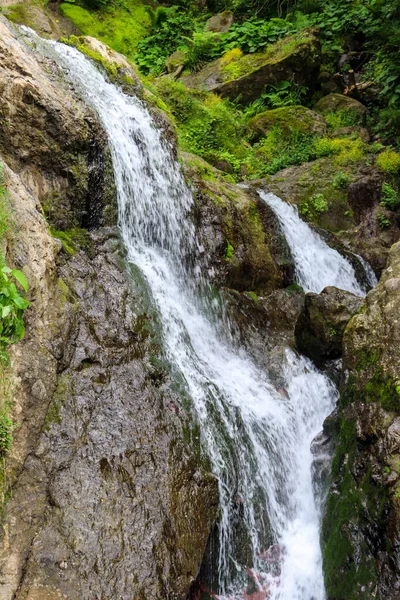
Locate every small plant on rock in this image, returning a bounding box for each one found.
[377,212,391,229]
[380,182,400,210]
[0,266,29,365]
[332,171,351,189]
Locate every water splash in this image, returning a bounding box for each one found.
[23,29,339,600]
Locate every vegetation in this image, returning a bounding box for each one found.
[0,166,29,458]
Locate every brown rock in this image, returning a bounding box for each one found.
[205,11,234,33]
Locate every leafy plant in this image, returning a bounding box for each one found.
[0,266,29,365]
[380,182,400,211]
[299,193,328,218]
[332,171,351,189]
[377,212,391,229]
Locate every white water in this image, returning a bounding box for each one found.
[258,191,366,296]
[24,30,341,600]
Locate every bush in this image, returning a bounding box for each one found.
[332,171,351,189]
[376,150,400,174]
[380,182,400,210]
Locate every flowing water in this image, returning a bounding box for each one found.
[258,191,366,296]
[23,30,354,600]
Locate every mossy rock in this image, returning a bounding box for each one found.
[314,93,368,125]
[181,29,321,105]
[165,50,187,74]
[181,152,293,293]
[247,105,326,143]
[205,11,234,33]
[322,241,400,599]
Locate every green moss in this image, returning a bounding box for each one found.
[244,291,259,302]
[50,227,92,256]
[220,30,314,82]
[60,1,153,59]
[323,414,386,598]
[325,109,363,129]
[225,239,235,259]
[376,149,400,174]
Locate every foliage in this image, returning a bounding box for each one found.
[377,212,391,229]
[0,266,29,366]
[60,0,153,59]
[184,31,222,72]
[134,7,201,75]
[225,240,235,259]
[380,183,400,211]
[299,193,328,219]
[243,80,307,118]
[376,149,400,174]
[332,171,351,189]
[324,110,361,130]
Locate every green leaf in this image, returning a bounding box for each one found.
[1,306,10,318]
[11,270,28,292]
[1,266,12,275]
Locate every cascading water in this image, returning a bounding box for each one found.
[24,30,345,600]
[258,191,366,296]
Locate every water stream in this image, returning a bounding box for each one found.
[258,191,366,296]
[23,30,360,600]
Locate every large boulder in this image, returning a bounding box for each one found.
[295,286,364,365]
[314,93,368,124]
[181,30,321,104]
[322,240,400,600]
[247,105,327,143]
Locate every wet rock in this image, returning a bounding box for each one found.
[295,286,364,365]
[0,20,218,600]
[322,240,400,600]
[205,11,234,33]
[246,105,326,143]
[314,92,368,124]
[182,153,294,294]
[181,30,320,104]
[0,20,116,230]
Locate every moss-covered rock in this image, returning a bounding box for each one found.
[314,93,368,125]
[182,152,294,293]
[181,29,321,104]
[247,105,326,143]
[322,240,400,600]
[294,286,364,365]
[205,11,234,33]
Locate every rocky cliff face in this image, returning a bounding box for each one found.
[0,19,218,600]
[322,241,400,599]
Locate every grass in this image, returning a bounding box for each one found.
[60,0,153,58]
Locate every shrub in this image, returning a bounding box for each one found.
[377,212,391,229]
[376,150,400,174]
[299,193,329,218]
[332,171,351,189]
[380,182,400,210]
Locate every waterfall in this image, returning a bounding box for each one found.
[258,191,367,296]
[24,30,342,600]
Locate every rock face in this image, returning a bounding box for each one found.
[181,30,320,104]
[0,18,218,600]
[322,241,400,599]
[182,153,295,293]
[295,286,364,365]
